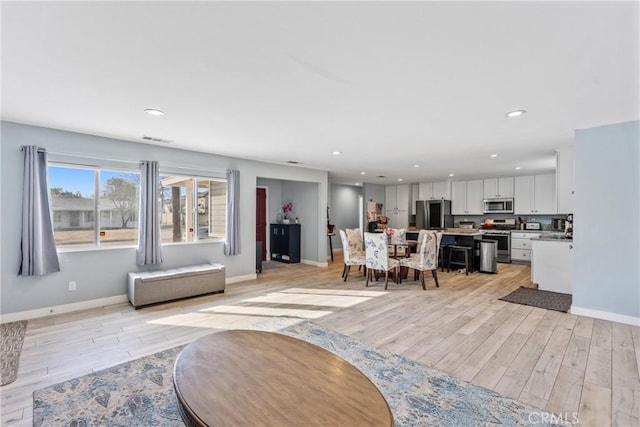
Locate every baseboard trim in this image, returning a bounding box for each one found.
[570,305,640,326]
[0,295,129,323]
[302,259,329,267]
[227,273,257,284]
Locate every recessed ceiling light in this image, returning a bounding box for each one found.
[355,183,361,186]
[490,154,498,158]
[397,178,403,182]
[413,164,420,168]
[505,109,526,118]
[144,108,165,116]
[332,151,341,155]
[515,166,521,170]
[449,173,455,177]
[360,171,366,175]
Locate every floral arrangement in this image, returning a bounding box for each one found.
[384,228,395,237]
[282,202,293,218]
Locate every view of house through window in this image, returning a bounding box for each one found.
[49,165,140,248]
[160,175,227,244]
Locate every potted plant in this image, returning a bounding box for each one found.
[282,202,293,224]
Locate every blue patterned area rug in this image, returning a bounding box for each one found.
[34,318,557,426]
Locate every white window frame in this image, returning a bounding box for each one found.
[159,171,227,246]
[48,161,141,252]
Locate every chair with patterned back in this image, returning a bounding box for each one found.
[414,229,429,254]
[388,227,408,258]
[400,231,442,290]
[338,229,366,281]
[364,232,400,290]
[345,228,364,253]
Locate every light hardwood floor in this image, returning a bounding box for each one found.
[1,257,638,426]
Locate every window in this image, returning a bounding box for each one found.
[49,165,140,248]
[160,174,227,244]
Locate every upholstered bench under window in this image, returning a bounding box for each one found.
[127,264,225,308]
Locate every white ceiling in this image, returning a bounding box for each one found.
[2,1,638,185]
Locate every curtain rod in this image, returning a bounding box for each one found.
[19,146,229,174]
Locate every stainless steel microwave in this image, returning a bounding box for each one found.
[483,198,514,214]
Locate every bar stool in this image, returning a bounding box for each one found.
[447,245,472,275]
[439,235,457,272]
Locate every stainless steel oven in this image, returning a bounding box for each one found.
[481,230,511,263]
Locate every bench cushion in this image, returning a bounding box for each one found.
[127,263,225,308]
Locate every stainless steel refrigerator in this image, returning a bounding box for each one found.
[415,200,454,229]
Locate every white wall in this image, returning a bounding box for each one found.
[1,122,328,316]
[572,120,640,324]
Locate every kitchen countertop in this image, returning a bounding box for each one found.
[443,229,483,236]
[407,228,483,236]
[531,235,573,242]
[408,228,571,240]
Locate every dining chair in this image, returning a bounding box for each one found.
[364,232,400,290]
[389,227,408,258]
[338,229,366,281]
[400,231,442,290]
[345,228,364,252]
[414,229,429,253]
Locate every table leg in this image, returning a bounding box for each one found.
[328,234,334,262]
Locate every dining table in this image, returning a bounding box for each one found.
[388,239,417,281]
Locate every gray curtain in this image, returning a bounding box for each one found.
[224,169,240,255]
[19,146,60,276]
[136,160,163,265]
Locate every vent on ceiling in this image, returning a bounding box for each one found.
[142,135,171,143]
[286,160,300,164]
[377,175,387,178]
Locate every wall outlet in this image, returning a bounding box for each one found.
[68,281,76,291]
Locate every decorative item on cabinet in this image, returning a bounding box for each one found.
[282,202,293,224]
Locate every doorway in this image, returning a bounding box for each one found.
[256,187,267,261]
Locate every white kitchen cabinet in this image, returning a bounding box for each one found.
[418,182,433,200]
[451,180,484,215]
[385,209,409,229]
[483,177,514,198]
[385,184,409,228]
[432,181,451,199]
[418,181,450,200]
[556,148,574,214]
[385,184,409,210]
[514,174,556,215]
[532,239,573,294]
[511,232,541,263]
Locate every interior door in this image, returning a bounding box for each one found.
[256,188,267,261]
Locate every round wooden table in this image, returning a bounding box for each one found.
[173,329,393,427]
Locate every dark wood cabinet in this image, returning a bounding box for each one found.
[270,224,301,263]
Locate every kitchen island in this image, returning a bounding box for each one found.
[531,237,573,294]
[406,229,483,272]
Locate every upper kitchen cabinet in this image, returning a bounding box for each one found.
[385,184,410,210]
[418,181,451,200]
[483,177,514,198]
[385,184,410,229]
[514,174,556,215]
[451,180,484,215]
[556,148,574,214]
